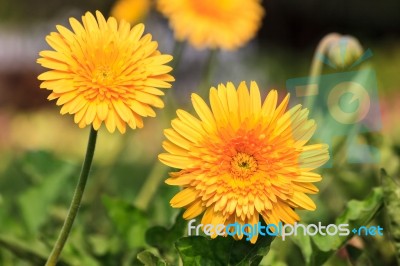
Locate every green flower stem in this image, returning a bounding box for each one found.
[164,41,186,113]
[134,42,185,211]
[45,127,98,266]
[135,162,169,210]
[200,49,218,97]
[305,33,341,108]
[171,41,185,72]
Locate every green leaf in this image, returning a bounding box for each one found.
[335,187,383,228]
[145,212,187,265]
[381,168,400,264]
[145,211,187,255]
[175,234,274,266]
[137,250,167,266]
[309,187,383,265]
[88,234,122,257]
[103,196,149,249]
[290,233,312,265]
[20,151,73,182]
[17,151,76,235]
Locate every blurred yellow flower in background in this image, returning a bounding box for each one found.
[111,0,151,24]
[37,11,174,134]
[156,0,264,50]
[159,81,329,243]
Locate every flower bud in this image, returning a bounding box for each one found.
[327,36,363,69]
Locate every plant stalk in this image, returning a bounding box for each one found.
[45,126,98,266]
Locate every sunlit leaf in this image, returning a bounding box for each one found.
[137,250,167,266]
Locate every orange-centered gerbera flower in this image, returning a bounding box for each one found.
[37,11,174,133]
[159,81,329,243]
[156,0,264,50]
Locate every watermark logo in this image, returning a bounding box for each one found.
[286,49,381,167]
[188,219,384,242]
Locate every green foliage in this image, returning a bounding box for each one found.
[0,151,78,235]
[291,187,384,266]
[0,151,78,265]
[137,251,167,266]
[381,169,400,264]
[145,212,275,266]
[18,152,76,235]
[0,148,396,265]
[103,196,149,249]
[175,234,274,266]
[0,235,68,266]
[145,211,187,257]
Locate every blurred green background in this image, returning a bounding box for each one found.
[0,0,399,265]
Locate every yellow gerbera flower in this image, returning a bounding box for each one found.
[111,0,151,24]
[159,81,329,243]
[156,0,264,50]
[37,11,174,133]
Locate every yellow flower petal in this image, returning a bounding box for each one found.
[183,200,206,219]
[158,153,193,169]
[170,188,198,208]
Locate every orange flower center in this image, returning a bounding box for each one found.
[92,66,115,86]
[86,65,124,101]
[230,152,258,179]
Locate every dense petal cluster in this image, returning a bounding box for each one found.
[159,81,329,243]
[156,0,264,50]
[37,11,174,133]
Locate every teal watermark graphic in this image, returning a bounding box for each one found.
[286,49,381,167]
